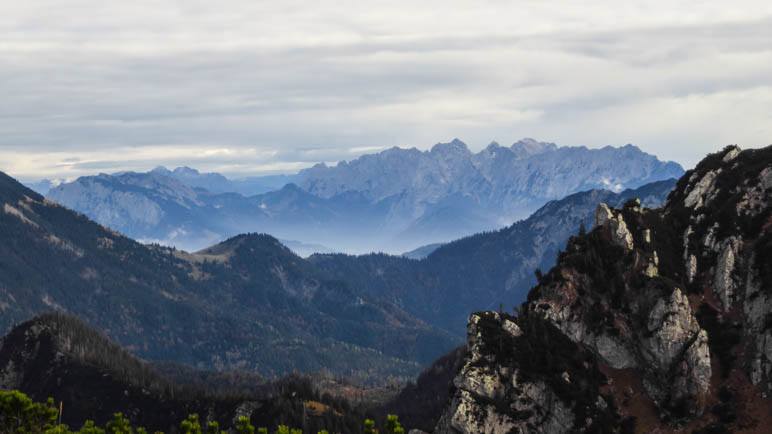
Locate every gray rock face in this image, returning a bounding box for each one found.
[644,289,700,365]
[714,237,741,309]
[531,216,712,415]
[744,254,772,393]
[437,146,772,431]
[683,169,720,209]
[436,312,610,434]
[672,146,772,395]
[594,203,634,250]
[640,289,711,406]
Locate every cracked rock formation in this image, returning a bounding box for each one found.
[437,145,772,433]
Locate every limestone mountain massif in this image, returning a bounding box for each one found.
[46,139,683,253]
[436,145,772,433]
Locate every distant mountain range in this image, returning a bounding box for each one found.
[0,166,676,379]
[150,166,299,196]
[45,139,684,253]
[298,139,681,221]
[309,179,677,334]
[0,171,455,379]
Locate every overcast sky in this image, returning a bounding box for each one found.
[1,1,771,180]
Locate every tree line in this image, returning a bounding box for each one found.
[0,390,407,434]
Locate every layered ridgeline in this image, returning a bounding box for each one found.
[149,166,298,196]
[47,139,683,253]
[310,179,676,334]
[45,168,383,254]
[435,146,772,433]
[0,166,678,382]
[298,139,682,227]
[0,171,456,380]
[0,314,373,433]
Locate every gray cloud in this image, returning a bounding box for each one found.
[1,0,771,179]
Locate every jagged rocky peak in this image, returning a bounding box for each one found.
[150,165,172,174]
[431,138,472,156]
[510,138,558,159]
[438,145,771,432]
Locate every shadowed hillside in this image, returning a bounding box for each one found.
[0,170,456,380]
[0,313,374,433]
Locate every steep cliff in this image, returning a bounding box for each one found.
[437,145,771,433]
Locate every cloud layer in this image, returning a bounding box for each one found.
[1,0,771,179]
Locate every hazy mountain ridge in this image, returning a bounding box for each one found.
[298,139,683,222]
[47,173,383,252]
[0,171,457,379]
[309,179,677,333]
[151,166,299,196]
[47,139,683,253]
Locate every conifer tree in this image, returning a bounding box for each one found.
[384,415,404,434]
[79,420,106,434]
[180,414,202,434]
[363,419,377,434]
[105,412,133,434]
[234,416,255,434]
[206,420,225,434]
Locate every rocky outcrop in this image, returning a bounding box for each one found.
[435,312,618,434]
[671,146,772,395]
[714,237,741,309]
[533,200,712,416]
[639,288,711,408]
[438,145,772,433]
[594,203,634,250]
